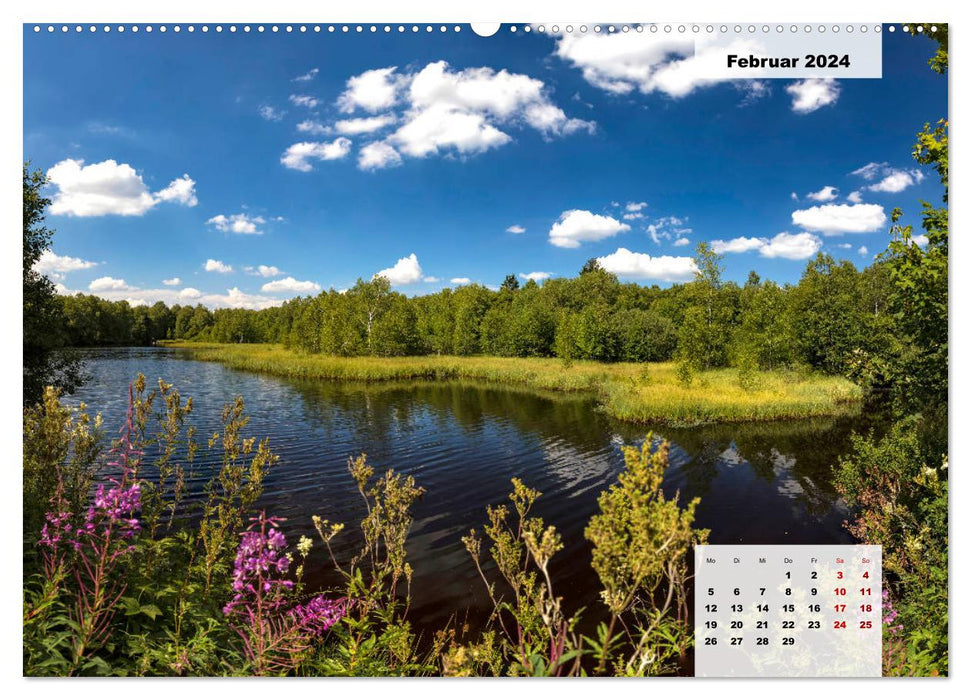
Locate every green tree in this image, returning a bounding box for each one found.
[23,163,84,406]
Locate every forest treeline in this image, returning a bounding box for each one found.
[57,247,896,381]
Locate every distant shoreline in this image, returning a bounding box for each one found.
[161,341,863,427]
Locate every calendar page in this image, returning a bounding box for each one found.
[18,1,949,684]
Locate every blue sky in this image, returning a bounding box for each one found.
[24,24,947,308]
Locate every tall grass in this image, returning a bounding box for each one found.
[163,343,862,425]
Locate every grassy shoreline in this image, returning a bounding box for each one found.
[160,342,863,426]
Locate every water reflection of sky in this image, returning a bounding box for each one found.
[64,347,882,631]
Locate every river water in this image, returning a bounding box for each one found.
[65,347,884,634]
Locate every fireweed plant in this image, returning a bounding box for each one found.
[24,375,707,676]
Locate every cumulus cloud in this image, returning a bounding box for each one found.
[786,78,840,113]
[281,138,353,171]
[59,280,287,310]
[205,259,233,274]
[358,142,403,171]
[207,213,267,235]
[858,246,869,256]
[289,94,320,109]
[519,271,552,282]
[596,248,697,282]
[162,277,181,286]
[375,253,422,285]
[852,162,925,193]
[711,232,822,260]
[34,250,98,276]
[450,277,471,285]
[296,120,331,135]
[261,277,322,294]
[46,159,197,217]
[245,265,283,277]
[553,31,772,99]
[259,104,286,121]
[506,224,526,234]
[154,175,198,206]
[791,203,887,235]
[847,190,864,204]
[711,237,765,254]
[338,67,402,113]
[673,237,691,247]
[89,276,132,292]
[334,115,397,135]
[336,61,593,170]
[806,185,838,202]
[760,232,822,259]
[549,210,630,248]
[911,234,929,247]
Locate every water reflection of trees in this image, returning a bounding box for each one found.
[288,379,613,455]
[613,413,890,517]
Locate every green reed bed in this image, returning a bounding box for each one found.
[162,342,862,425]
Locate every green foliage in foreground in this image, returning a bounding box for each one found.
[24,379,706,676]
[164,343,862,426]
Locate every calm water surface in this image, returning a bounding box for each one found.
[66,347,885,633]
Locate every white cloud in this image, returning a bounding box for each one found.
[89,276,132,292]
[289,94,320,109]
[711,237,765,254]
[258,104,286,121]
[296,120,331,136]
[450,277,471,285]
[786,78,840,113]
[390,102,510,158]
[852,163,925,194]
[622,201,648,221]
[293,68,319,82]
[554,32,772,99]
[835,243,853,249]
[281,138,353,171]
[205,259,233,274]
[911,234,929,247]
[334,115,397,135]
[422,276,440,283]
[339,61,593,170]
[519,271,552,282]
[847,190,864,204]
[596,247,697,282]
[506,224,526,234]
[375,253,422,285]
[207,213,267,235]
[858,246,869,256]
[673,237,691,247]
[646,215,692,245]
[712,232,822,260]
[759,232,822,259]
[34,250,97,276]
[791,203,887,235]
[806,185,838,202]
[261,277,322,294]
[549,209,630,248]
[358,142,403,171]
[790,192,799,201]
[46,159,197,217]
[244,264,283,277]
[338,67,401,113]
[163,277,181,286]
[62,282,284,310]
[154,175,198,206]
